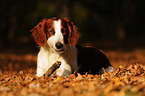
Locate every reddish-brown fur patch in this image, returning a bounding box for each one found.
[31,19,48,46]
[63,18,80,47]
[76,45,112,75]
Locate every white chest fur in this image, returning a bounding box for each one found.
[36,46,78,77]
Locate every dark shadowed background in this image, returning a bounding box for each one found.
[0,0,145,51]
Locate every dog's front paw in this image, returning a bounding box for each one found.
[56,68,72,77]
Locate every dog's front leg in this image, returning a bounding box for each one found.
[36,48,52,77]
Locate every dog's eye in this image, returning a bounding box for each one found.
[62,28,67,35]
[49,30,55,34]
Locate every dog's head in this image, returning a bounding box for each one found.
[31,17,80,52]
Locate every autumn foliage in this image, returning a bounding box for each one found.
[0,49,145,96]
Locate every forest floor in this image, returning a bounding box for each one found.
[0,43,145,96]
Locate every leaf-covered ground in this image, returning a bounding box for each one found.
[0,48,145,96]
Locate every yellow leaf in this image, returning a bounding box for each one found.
[53,77,64,83]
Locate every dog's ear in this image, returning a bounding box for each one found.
[30,19,48,47]
[64,18,80,47]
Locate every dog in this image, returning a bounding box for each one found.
[31,17,113,77]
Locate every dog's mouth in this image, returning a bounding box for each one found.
[55,48,66,53]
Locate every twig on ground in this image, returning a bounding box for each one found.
[45,61,61,77]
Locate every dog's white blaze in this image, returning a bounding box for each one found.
[54,20,64,44]
[47,20,65,52]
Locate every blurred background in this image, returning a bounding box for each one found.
[0,0,145,51]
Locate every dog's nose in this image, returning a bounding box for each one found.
[55,43,64,49]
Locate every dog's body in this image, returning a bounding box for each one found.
[31,17,113,77]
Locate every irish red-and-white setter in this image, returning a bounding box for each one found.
[31,17,113,77]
